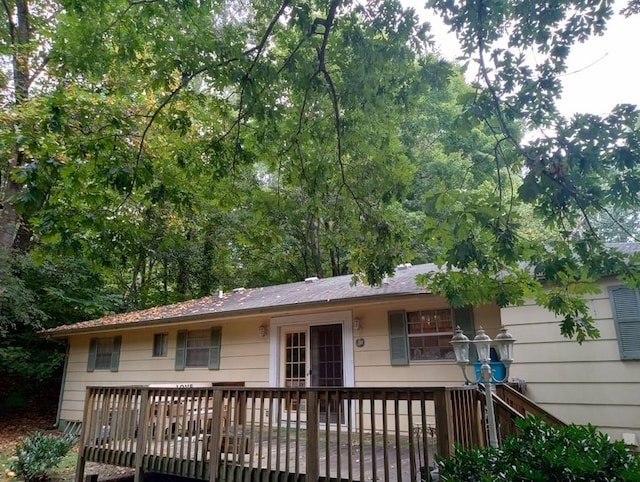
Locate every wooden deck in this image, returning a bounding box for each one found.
[86,425,437,482]
[75,385,553,482]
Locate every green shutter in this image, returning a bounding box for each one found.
[110,336,122,372]
[388,311,409,366]
[208,327,221,370]
[608,286,640,360]
[87,338,97,372]
[175,330,187,371]
[453,306,477,362]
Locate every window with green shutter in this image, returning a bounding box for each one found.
[388,306,475,363]
[175,327,222,370]
[608,286,640,360]
[87,336,121,372]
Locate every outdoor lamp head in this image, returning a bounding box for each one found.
[450,326,470,365]
[494,325,515,366]
[473,326,492,362]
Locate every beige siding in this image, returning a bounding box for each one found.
[536,404,639,434]
[59,318,271,422]
[503,278,640,443]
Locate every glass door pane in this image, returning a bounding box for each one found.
[310,324,343,387]
[283,330,307,416]
[310,324,343,424]
[285,331,307,388]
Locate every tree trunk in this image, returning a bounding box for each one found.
[0,0,31,250]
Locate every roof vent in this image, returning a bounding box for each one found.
[232,287,246,293]
[396,263,412,270]
[304,276,319,283]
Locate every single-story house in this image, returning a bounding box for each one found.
[42,244,640,447]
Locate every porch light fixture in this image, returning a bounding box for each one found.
[259,325,267,338]
[353,318,361,331]
[450,325,516,448]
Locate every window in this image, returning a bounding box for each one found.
[608,286,640,360]
[175,327,221,370]
[407,309,455,360]
[153,333,168,357]
[388,306,474,365]
[186,330,210,366]
[87,336,121,372]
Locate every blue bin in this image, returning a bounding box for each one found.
[473,360,506,383]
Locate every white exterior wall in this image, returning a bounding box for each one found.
[58,295,502,424]
[502,278,640,444]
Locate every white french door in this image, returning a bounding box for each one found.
[270,311,355,426]
[281,324,344,424]
[282,324,344,389]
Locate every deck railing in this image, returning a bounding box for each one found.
[75,386,496,482]
[494,384,565,427]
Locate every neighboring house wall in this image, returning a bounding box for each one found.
[57,295,502,426]
[502,278,640,445]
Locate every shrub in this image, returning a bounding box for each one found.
[10,432,76,482]
[437,416,640,481]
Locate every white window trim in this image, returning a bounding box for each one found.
[268,310,355,388]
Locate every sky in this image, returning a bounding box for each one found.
[407,3,640,118]
[555,12,640,116]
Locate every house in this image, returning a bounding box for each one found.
[42,245,640,448]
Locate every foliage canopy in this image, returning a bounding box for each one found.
[0,0,639,349]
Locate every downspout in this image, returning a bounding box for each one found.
[55,338,70,428]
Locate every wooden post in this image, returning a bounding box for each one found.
[306,391,319,482]
[134,388,150,482]
[74,388,95,482]
[434,390,454,458]
[208,390,224,482]
[473,390,484,447]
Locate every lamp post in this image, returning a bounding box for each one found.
[450,325,516,448]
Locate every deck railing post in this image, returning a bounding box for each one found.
[134,388,150,482]
[433,390,454,458]
[306,390,319,482]
[74,387,95,482]
[208,389,225,482]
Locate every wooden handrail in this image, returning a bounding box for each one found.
[73,385,503,482]
[495,384,565,426]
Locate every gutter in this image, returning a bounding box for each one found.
[55,339,69,427]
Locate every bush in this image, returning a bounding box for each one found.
[10,432,76,482]
[437,416,640,481]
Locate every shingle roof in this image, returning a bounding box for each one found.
[42,263,435,336]
[604,242,640,255]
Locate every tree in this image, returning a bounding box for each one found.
[417,0,640,341]
[2,0,440,299]
[0,0,59,250]
[0,248,120,413]
[0,0,639,347]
